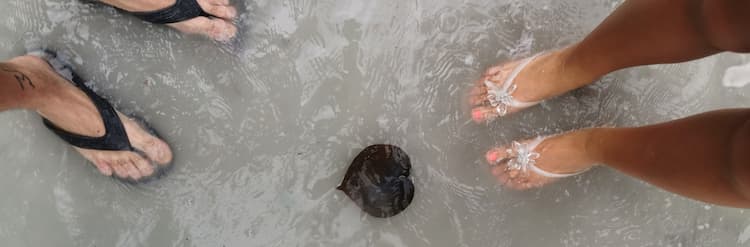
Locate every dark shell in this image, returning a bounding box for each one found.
[337,144,415,218]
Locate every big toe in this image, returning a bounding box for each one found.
[473,106,498,123]
[139,137,173,166]
[485,147,509,165]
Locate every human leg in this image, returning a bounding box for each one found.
[1,55,173,181]
[471,0,750,122]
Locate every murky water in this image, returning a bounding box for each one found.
[2,0,750,246]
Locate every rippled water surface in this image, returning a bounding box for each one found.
[2,0,750,246]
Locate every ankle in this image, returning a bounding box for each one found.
[4,58,70,110]
[558,44,615,86]
[583,128,610,164]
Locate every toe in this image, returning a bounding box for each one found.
[472,106,498,123]
[491,166,513,186]
[468,93,488,107]
[516,182,534,190]
[118,115,173,167]
[197,18,238,42]
[485,147,508,165]
[472,104,527,122]
[483,64,507,77]
[130,154,155,178]
[123,161,142,181]
[93,160,113,176]
[111,162,129,179]
[492,166,528,190]
[507,169,520,178]
[469,79,488,95]
[495,171,515,187]
[468,79,490,108]
[524,178,546,190]
[505,177,529,190]
[484,61,516,78]
[491,166,505,177]
[140,137,173,166]
[527,181,544,189]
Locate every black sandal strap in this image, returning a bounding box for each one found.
[39,51,133,152]
[128,0,211,25]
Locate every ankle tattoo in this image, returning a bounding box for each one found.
[0,64,35,90]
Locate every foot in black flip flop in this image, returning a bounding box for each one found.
[7,52,174,182]
[98,0,238,41]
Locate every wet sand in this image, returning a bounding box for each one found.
[1,0,750,246]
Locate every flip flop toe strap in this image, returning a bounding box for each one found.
[500,137,587,178]
[129,0,211,25]
[484,53,543,116]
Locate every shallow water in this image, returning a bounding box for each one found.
[2,0,750,246]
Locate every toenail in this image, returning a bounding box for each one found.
[485,151,498,163]
[472,109,485,122]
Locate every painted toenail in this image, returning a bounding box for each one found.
[485,151,498,163]
[472,109,485,122]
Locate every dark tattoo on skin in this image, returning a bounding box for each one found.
[0,65,35,90]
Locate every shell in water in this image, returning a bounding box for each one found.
[337,144,415,218]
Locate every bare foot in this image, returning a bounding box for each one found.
[469,48,597,123]
[484,130,598,190]
[8,55,173,181]
[103,0,238,41]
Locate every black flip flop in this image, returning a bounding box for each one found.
[33,50,173,183]
[120,0,214,25]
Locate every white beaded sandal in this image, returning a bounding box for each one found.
[484,53,544,117]
[495,137,589,178]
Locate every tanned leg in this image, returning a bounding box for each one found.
[472,0,750,122]
[591,109,750,207]
[483,0,750,208]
